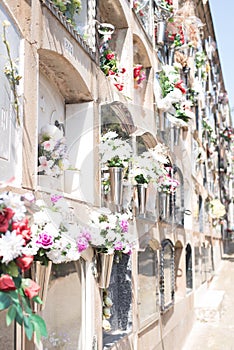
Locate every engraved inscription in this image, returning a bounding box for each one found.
[64,37,74,56]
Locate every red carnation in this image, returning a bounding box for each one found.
[106,52,115,60]
[12,218,32,243]
[114,83,124,91]
[0,274,16,291]
[16,255,34,272]
[175,80,186,94]
[0,207,14,233]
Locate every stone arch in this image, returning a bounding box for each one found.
[185,243,193,290]
[133,34,152,68]
[97,0,129,29]
[39,49,93,103]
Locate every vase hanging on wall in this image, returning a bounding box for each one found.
[97,253,114,289]
[31,261,52,311]
[167,47,175,66]
[109,167,123,208]
[136,184,148,217]
[160,192,169,220]
[156,21,166,45]
[173,126,180,146]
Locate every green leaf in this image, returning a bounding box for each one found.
[9,290,20,304]
[31,314,48,343]
[0,292,12,310]
[14,304,23,326]
[5,262,19,277]
[23,316,34,341]
[32,295,43,305]
[6,305,17,326]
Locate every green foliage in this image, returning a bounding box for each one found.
[52,0,82,26]
[0,276,47,344]
[135,174,149,184]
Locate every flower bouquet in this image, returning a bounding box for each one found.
[99,49,126,91]
[158,167,180,194]
[130,144,168,185]
[26,194,90,265]
[157,63,193,126]
[133,64,146,89]
[0,191,47,343]
[89,208,133,255]
[209,199,226,220]
[38,124,70,178]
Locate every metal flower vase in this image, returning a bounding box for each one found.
[109,167,123,208]
[160,192,169,219]
[167,47,175,66]
[31,261,52,311]
[156,21,166,45]
[136,184,148,217]
[173,126,180,146]
[97,253,114,289]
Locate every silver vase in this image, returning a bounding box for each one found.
[173,126,180,145]
[31,261,52,311]
[160,193,169,219]
[97,253,114,289]
[136,184,148,217]
[109,167,123,207]
[167,47,175,66]
[157,21,166,45]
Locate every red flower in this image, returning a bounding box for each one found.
[0,274,16,291]
[23,279,40,299]
[106,52,115,60]
[108,70,116,76]
[0,207,14,233]
[121,67,126,74]
[114,83,124,91]
[133,66,143,79]
[16,255,34,272]
[175,80,186,94]
[12,218,32,243]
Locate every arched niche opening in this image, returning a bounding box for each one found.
[39,49,93,103]
[160,239,175,312]
[186,243,193,291]
[138,238,160,325]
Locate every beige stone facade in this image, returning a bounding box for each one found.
[0,0,233,349]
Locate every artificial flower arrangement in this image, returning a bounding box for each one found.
[167,22,185,48]
[133,64,146,89]
[130,144,168,186]
[195,51,208,81]
[133,0,145,17]
[157,0,174,12]
[88,208,133,256]
[99,48,126,92]
[52,0,82,26]
[219,127,233,143]
[157,167,180,194]
[26,194,91,265]
[38,124,70,178]
[209,198,226,221]
[202,119,217,145]
[100,131,133,170]
[0,191,47,343]
[156,63,193,126]
[102,289,113,332]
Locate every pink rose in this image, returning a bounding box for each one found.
[106,52,115,60]
[23,279,40,299]
[36,232,53,248]
[16,255,34,272]
[12,218,32,243]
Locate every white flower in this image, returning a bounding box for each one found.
[0,231,25,264]
[1,192,26,221]
[42,139,56,152]
[38,156,54,175]
[40,124,63,141]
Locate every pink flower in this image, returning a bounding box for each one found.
[77,236,89,253]
[114,241,123,251]
[114,83,124,91]
[120,220,129,233]
[36,232,53,248]
[50,194,63,203]
[0,274,16,291]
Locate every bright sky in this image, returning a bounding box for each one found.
[209,0,234,123]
